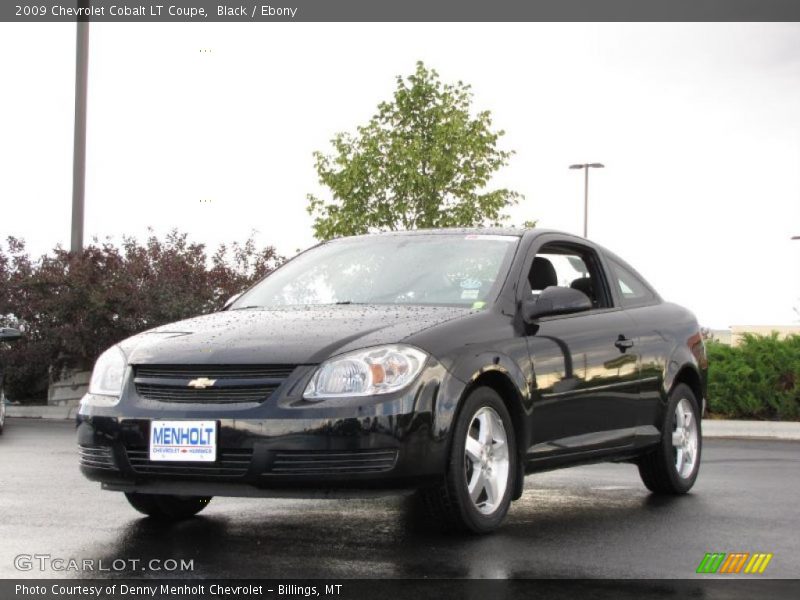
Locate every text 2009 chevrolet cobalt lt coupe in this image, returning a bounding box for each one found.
[78,229,706,533]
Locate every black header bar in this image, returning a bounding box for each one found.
[3,0,800,23]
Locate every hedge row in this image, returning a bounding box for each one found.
[706,333,800,421]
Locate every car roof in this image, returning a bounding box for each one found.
[339,227,525,239]
[332,227,597,244]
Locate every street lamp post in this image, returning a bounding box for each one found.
[569,163,604,238]
[71,8,90,254]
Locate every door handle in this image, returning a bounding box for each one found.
[615,335,634,351]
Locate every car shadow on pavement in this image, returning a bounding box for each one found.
[85,489,710,579]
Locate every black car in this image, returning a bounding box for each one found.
[78,229,706,533]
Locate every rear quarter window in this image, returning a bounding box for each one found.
[607,258,658,308]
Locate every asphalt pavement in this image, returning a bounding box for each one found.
[1,418,798,579]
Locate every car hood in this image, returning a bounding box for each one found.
[121,304,475,365]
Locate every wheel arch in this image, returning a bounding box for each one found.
[669,365,705,416]
[452,367,530,501]
[660,317,708,416]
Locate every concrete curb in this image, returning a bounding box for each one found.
[7,405,80,420]
[701,419,800,441]
[6,406,800,441]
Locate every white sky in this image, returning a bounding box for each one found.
[1,22,799,329]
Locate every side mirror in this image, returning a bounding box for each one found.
[522,286,592,321]
[222,293,243,311]
[0,328,22,341]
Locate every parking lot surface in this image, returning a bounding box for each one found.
[1,419,798,579]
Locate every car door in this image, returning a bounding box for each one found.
[520,236,642,460]
[602,253,670,437]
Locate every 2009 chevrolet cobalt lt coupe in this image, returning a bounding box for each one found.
[78,229,706,533]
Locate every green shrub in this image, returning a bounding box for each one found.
[706,333,800,420]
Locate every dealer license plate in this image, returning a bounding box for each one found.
[149,420,217,462]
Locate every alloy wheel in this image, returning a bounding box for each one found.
[672,398,699,479]
[464,406,510,515]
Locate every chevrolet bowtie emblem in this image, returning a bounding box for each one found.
[187,377,217,389]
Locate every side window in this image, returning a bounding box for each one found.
[607,258,657,308]
[527,243,610,309]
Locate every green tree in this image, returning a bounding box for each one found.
[307,61,522,240]
[0,231,283,402]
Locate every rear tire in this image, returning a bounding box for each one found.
[638,383,702,494]
[125,493,211,521]
[420,386,517,534]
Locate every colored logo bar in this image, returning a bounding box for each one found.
[696,553,773,574]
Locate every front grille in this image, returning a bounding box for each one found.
[135,365,296,379]
[270,449,398,475]
[125,448,253,478]
[134,364,297,404]
[135,384,279,403]
[78,445,117,470]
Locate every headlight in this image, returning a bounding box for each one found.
[304,345,428,399]
[87,345,127,398]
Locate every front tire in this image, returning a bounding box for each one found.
[125,493,211,521]
[421,386,517,533]
[638,383,702,494]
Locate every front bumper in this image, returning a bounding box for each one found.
[77,363,455,497]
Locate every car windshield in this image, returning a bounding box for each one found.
[233,234,520,308]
